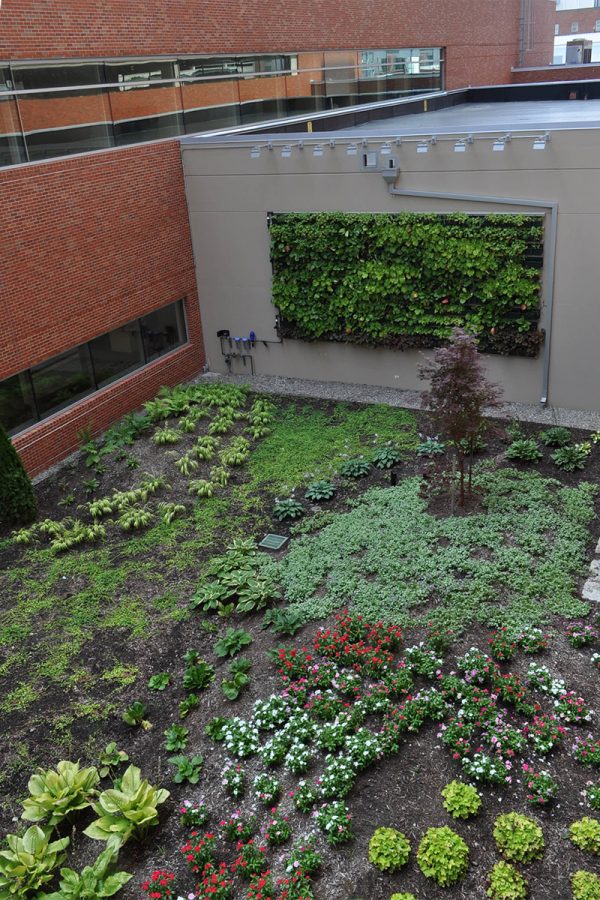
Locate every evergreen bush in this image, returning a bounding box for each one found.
[0,423,36,528]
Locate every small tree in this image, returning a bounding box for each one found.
[419,328,502,507]
[0,423,37,528]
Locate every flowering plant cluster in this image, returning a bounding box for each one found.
[584,782,600,810]
[318,755,357,799]
[522,765,558,805]
[523,715,566,754]
[196,861,232,899]
[565,622,598,648]
[554,692,593,724]
[290,780,319,813]
[285,836,323,876]
[223,719,260,758]
[456,648,497,685]
[462,752,512,784]
[253,773,281,805]
[488,628,517,662]
[253,695,291,731]
[284,740,313,775]
[180,832,216,874]
[141,870,176,899]
[245,870,274,900]
[526,663,565,697]
[315,800,353,846]
[232,838,268,878]
[306,689,344,721]
[572,735,600,767]
[592,652,600,672]
[482,717,526,758]
[264,809,292,847]
[223,763,246,799]
[515,627,550,654]
[179,799,209,829]
[403,644,443,679]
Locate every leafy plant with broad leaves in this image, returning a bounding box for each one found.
[40,839,132,899]
[262,607,304,636]
[122,701,150,729]
[493,813,545,863]
[0,825,69,896]
[83,765,169,846]
[506,439,542,462]
[148,673,170,691]
[163,724,189,752]
[98,744,129,780]
[214,628,253,658]
[182,661,215,692]
[274,498,304,521]
[169,754,203,785]
[305,480,336,502]
[486,861,527,900]
[441,780,482,820]
[368,827,411,872]
[417,826,469,887]
[539,426,572,447]
[552,442,592,472]
[339,458,370,478]
[21,760,99,826]
[371,447,402,470]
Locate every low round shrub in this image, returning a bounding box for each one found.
[368,827,410,872]
[493,813,545,864]
[570,817,600,855]
[441,780,482,820]
[486,861,528,900]
[390,894,418,900]
[572,870,600,899]
[417,826,469,887]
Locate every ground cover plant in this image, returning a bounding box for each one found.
[1,378,600,898]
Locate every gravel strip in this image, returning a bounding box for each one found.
[200,371,600,430]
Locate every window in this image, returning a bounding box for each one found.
[596,19,600,30]
[555,23,560,35]
[572,21,579,32]
[0,300,187,434]
[106,59,175,90]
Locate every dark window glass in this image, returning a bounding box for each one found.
[30,346,94,418]
[141,301,186,362]
[89,321,144,388]
[25,122,114,161]
[106,59,175,88]
[179,57,238,79]
[12,63,104,91]
[113,112,184,145]
[184,104,241,132]
[0,372,37,434]
[0,66,13,91]
[0,126,27,166]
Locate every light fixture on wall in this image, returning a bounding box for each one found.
[313,144,324,157]
[416,141,430,154]
[492,134,512,151]
[454,135,473,153]
[380,141,392,155]
[280,145,292,158]
[250,146,261,159]
[346,143,358,156]
[533,132,550,150]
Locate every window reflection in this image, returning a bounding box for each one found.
[30,346,94,418]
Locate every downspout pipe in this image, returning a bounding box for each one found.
[387,184,558,407]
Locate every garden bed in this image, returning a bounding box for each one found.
[1,385,599,900]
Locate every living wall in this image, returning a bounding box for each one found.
[270,212,545,356]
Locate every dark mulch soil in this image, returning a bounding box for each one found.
[1,397,600,898]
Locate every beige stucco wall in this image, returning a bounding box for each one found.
[182,127,600,411]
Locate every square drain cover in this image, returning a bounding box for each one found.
[259,533,289,551]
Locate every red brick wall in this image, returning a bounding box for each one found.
[556,8,600,36]
[513,64,600,81]
[0,141,205,475]
[0,0,555,90]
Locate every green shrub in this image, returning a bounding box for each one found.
[552,443,591,472]
[572,870,600,899]
[539,426,572,447]
[214,627,252,658]
[305,480,336,502]
[0,825,69,896]
[274,498,304,521]
[441,780,482,819]
[493,813,545,863]
[486,861,528,899]
[371,447,402,469]
[339,458,370,478]
[390,895,418,900]
[1,422,36,528]
[168,754,203,785]
[417,826,469,886]
[83,765,169,846]
[570,818,600,855]
[21,760,99,826]
[41,840,132,898]
[506,439,542,462]
[368,827,411,872]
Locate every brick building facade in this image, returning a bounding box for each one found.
[0,0,556,475]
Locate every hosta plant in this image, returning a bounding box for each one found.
[572,870,600,899]
[367,827,410,872]
[539,426,572,447]
[570,817,600,855]
[41,839,132,899]
[83,765,169,845]
[121,701,150,729]
[486,861,528,900]
[305,480,336,502]
[98,743,129,780]
[493,813,545,863]
[441,780,482,819]
[0,825,69,896]
[148,673,170,691]
[338,458,370,478]
[221,669,251,701]
[21,760,100,826]
[273,498,304,521]
[371,446,402,469]
[506,439,542,462]
[417,826,469,887]
[183,660,215,692]
[552,442,591,472]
